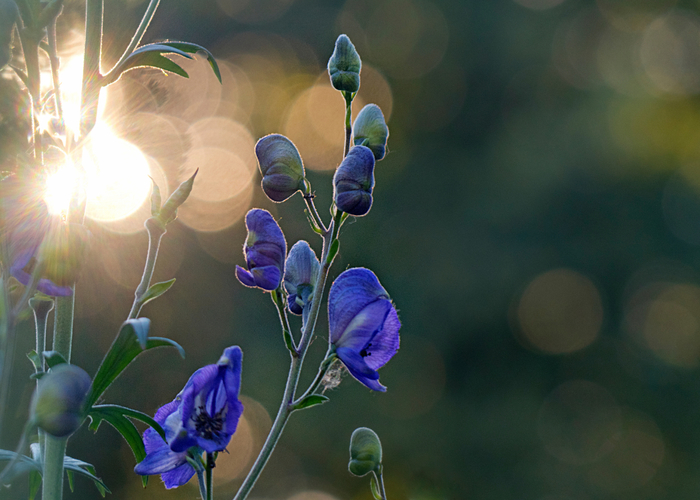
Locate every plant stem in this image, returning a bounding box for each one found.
[344,92,353,157]
[271,289,297,353]
[105,0,160,79]
[79,0,103,138]
[128,219,166,319]
[233,216,341,500]
[30,298,53,462]
[303,193,327,234]
[205,452,214,500]
[197,468,206,500]
[376,469,388,500]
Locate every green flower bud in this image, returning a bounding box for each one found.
[328,34,361,93]
[353,104,389,161]
[30,364,91,437]
[41,223,91,287]
[255,134,306,202]
[349,427,383,477]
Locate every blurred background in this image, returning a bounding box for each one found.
[6,0,700,498]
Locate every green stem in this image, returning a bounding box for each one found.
[47,19,67,144]
[205,452,214,500]
[196,468,206,500]
[343,92,353,157]
[302,192,327,234]
[104,0,160,79]
[30,298,53,462]
[128,219,166,319]
[79,0,103,138]
[233,216,341,500]
[271,289,297,354]
[292,352,336,405]
[376,469,388,500]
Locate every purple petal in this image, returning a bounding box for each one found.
[336,347,386,392]
[334,299,393,350]
[328,268,389,343]
[134,445,187,475]
[364,306,400,371]
[251,266,281,291]
[236,266,257,288]
[161,462,196,489]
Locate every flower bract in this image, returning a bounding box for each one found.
[328,268,400,391]
[134,346,244,488]
[235,209,287,291]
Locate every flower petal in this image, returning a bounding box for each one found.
[134,445,187,475]
[335,299,392,350]
[336,347,386,392]
[235,266,257,288]
[161,462,196,489]
[364,306,400,371]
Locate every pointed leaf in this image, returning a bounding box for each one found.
[89,404,166,442]
[292,394,329,411]
[27,350,42,371]
[140,279,176,308]
[102,43,194,85]
[88,408,146,464]
[85,319,184,409]
[29,469,41,500]
[128,318,151,350]
[43,351,67,368]
[157,41,222,83]
[326,239,339,265]
[66,469,75,492]
[149,178,162,216]
[63,457,110,496]
[0,450,40,484]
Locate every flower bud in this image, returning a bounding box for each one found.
[255,134,306,202]
[41,223,91,287]
[349,427,382,477]
[236,209,287,291]
[333,145,375,216]
[30,364,91,437]
[0,0,18,70]
[283,240,320,315]
[328,34,361,93]
[353,104,389,161]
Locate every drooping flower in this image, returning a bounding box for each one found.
[352,104,389,161]
[348,427,383,477]
[328,268,400,391]
[0,177,72,296]
[135,346,244,489]
[235,209,287,291]
[333,146,375,217]
[283,240,320,315]
[255,134,306,203]
[328,34,362,93]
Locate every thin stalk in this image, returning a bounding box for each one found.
[292,352,336,405]
[233,216,341,500]
[30,298,53,462]
[271,289,297,354]
[128,219,166,319]
[46,19,67,143]
[343,93,353,157]
[205,452,214,500]
[376,470,388,500]
[79,0,103,138]
[196,468,206,500]
[104,0,160,79]
[303,193,327,234]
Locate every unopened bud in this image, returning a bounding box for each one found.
[31,364,91,437]
[353,104,389,161]
[349,427,382,477]
[328,35,361,94]
[283,241,320,315]
[333,145,375,216]
[158,169,198,226]
[255,134,306,202]
[41,223,90,287]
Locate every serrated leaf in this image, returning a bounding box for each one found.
[43,351,67,368]
[293,394,329,411]
[84,319,184,410]
[63,457,110,496]
[140,279,176,308]
[156,41,222,83]
[29,469,41,500]
[102,43,194,85]
[326,239,340,265]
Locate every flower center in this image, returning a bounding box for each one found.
[360,342,373,358]
[192,405,226,440]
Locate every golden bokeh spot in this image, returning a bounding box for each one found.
[287,491,340,500]
[177,188,253,232]
[517,268,603,354]
[597,0,677,32]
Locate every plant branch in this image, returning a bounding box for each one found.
[104,0,160,80]
[128,219,166,319]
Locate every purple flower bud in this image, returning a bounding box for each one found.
[328,268,400,391]
[30,364,91,437]
[135,346,244,488]
[235,209,287,291]
[353,104,389,161]
[333,146,375,217]
[284,241,320,315]
[328,34,362,93]
[255,134,306,203]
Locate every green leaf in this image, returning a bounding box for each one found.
[140,279,176,309]
[149,178,162,216]
[156,41,222,83]
[292,394,329,411]
[370,474,382,500]
[128,318,151,350]
[89,404,166,442]
[326,239,340,265]
[282,328,296,355]
[63,457,110,496]
[0,450,41,484]
[88,408,146,466]
[27,350,42,371]
[66,469,74,492]
[158,169,198,225]
[29,469,41,500]
[102,43,193,86]
[84,319,185,409]
[43,351,67,368]
[29,372,45,380]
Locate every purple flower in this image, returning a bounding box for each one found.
[283,240,320,316]
[333,146,375,217]
[134,346,244,488]
[1,178,72,296]
[235,209,287,291]
[328,268,400,392]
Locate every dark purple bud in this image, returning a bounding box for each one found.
[333,146,375,217]
[328,34,361,93]
[328,268,400,391]
[284,241,320,315]
[30,364,91,437]
[235,209,287,291]
[256,134,306,202]
[353,104,389,161]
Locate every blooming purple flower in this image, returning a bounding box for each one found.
[235,209,287,291]
[328,268,400,392]
[1,178,71,296]
[333,146,375,217]
[134,346,244,488]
